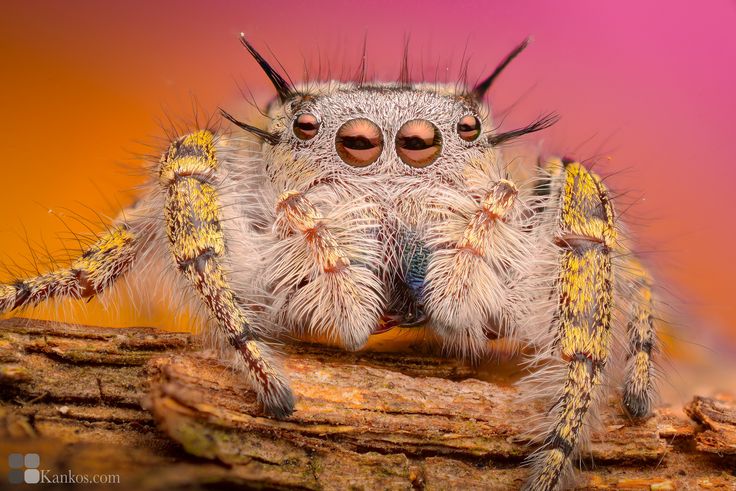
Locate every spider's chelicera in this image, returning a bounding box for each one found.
[0,36,659,491]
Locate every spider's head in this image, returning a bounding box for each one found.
[221,36,556,189]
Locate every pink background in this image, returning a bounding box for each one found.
[1,1,735,351]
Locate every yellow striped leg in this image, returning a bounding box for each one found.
[160,130,294,418]
[622,259,656,418]
[0,226,136,314]
[525,161,615,491]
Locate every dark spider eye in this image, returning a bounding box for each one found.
[293,113,320,140]
[457,115,481,142]
[335,118,383,167]
[396,119,442,168]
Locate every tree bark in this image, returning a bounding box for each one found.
[0,317,734,490]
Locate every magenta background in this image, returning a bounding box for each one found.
[1,1,735,342]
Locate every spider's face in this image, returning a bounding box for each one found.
[227,38,554,205]
[266,83,493,186]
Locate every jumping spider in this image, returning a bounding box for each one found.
[0,37,659,490]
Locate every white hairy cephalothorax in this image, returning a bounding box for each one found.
[0,38,660,491]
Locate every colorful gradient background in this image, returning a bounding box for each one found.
[1,1,735,356]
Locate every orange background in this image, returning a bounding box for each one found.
[1,1,735,354]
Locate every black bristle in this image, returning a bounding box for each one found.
[472,37,531,101]
[399,36,411,87]
[239,35,294,102]
[488,113,559,147]
[219,108,281,146]
[355,34,368,86]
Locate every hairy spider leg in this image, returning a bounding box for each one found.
[525,161,615,491]
[621,257,657,418]
[0,225,137,313]
[160,130,294,418]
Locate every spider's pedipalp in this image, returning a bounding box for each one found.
[268,188,384,350]
[423,176,530,358]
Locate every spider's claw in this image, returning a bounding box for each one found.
[259,377,296,419]
[623,389,653,419]
[263,396,295,420]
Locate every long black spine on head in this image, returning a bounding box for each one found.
[355,34,368,86]
[472,37,531,101]
[488,112,559,147]
[240,34,294,103]
[219,108,281,145]
[399,36,411,88]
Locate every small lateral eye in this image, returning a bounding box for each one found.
[457,115,481,142]
[335,118,384,167]
[396,119,442,168]
[293,113,320,140]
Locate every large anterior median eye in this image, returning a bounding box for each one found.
[335,118,383,167]
[457,115,481,142]
[395,119,442,168]
[293,113,320,140]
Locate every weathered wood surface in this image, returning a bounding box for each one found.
[0,317,734,490]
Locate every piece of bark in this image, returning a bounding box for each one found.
[685,395,736,455]
[0,318,735,490]
[146,352,736,490]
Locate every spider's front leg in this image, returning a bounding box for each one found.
[525,160,615,491]
[160,130,294,418]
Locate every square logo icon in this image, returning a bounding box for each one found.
[6,453,42,484]
[7,454,23,469]
[24,469,40,484]
[24,454,40,469]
